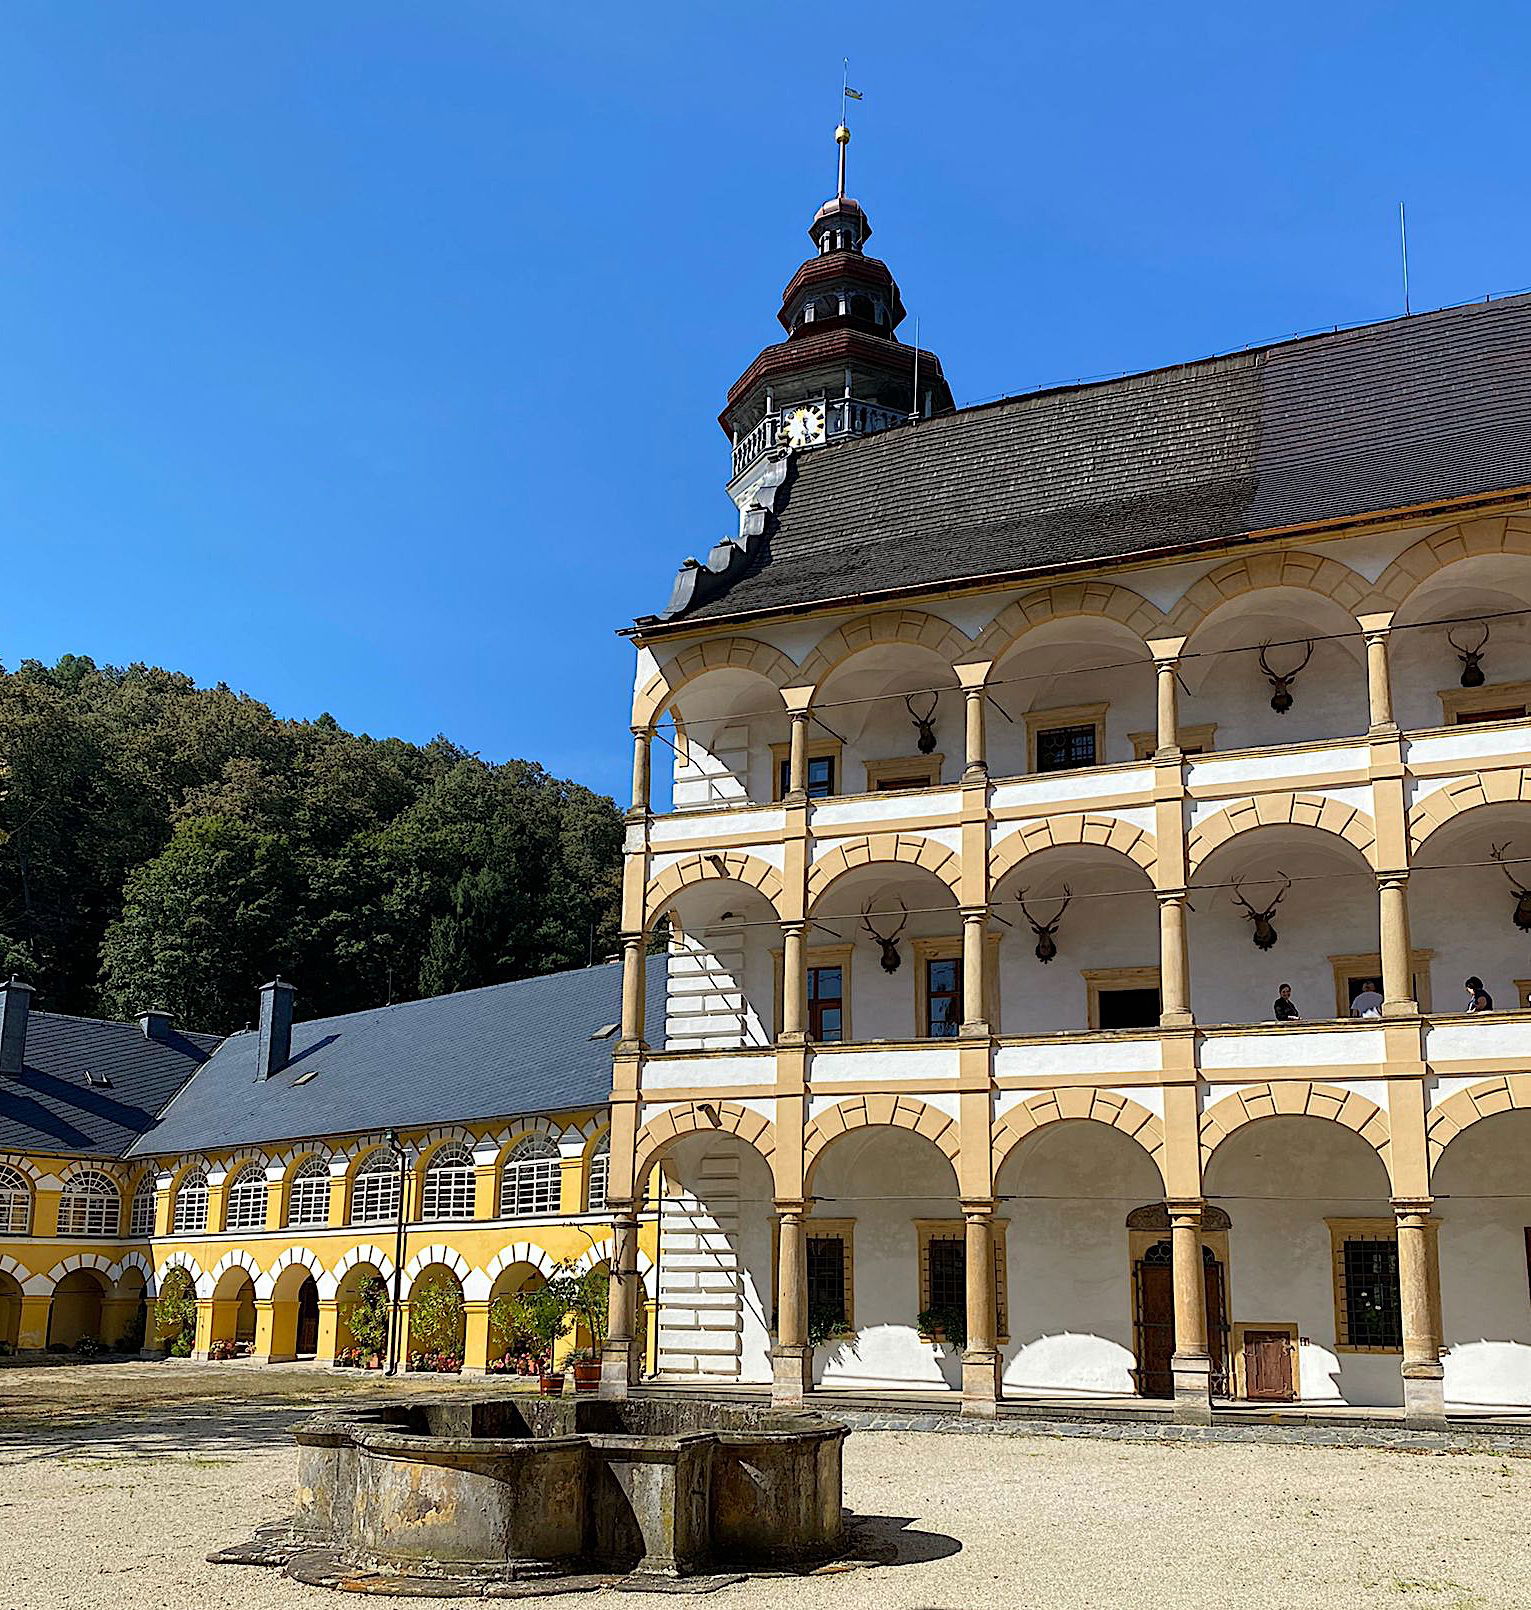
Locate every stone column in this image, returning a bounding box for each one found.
[785,709,811,802]
[961,1202,1001,1417]
[1378,873,1418,1015]
[316,1298,341,1365]
[1157,890,1193,1027]
[599,1209,642,1398]
[960,906,990,1035]
[619,933,647,1049]
[1361,618,1398,735]
[771,1200,812,1406]
[955,662,993,783]
[1394,1198,1445,1423]
[1169,1199,1212,1421]
[16,1294,50,1352]
[461,1299,492,1375]
[191,1297,216,1361]
[629,728,652,816]
[781,921,807,1043]
[1154,655,1181,756]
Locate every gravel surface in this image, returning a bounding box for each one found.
[2,1363,1528,1610]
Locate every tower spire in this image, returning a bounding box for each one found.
[836,120,850,199]
[837,60,860,199]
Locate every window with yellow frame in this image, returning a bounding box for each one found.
[771,942,854,1042]
[912,935,1001,1038]
[916,1220,1009,1343]
[1326,1218,1404,1354]
[768,738,841,801]
[862,753,945,791]
[1025,702,1108,774]
[1128,723,1217,760]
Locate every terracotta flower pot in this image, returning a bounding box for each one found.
[538,1372,564,1396]
[572,1363,601,1393]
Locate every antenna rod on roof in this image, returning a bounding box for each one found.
[910,316,921,423]
[1399,201,1411,317]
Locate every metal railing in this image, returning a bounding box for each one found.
[731,396,907,478]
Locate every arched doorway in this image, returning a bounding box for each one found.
[1128,1208,1232,1399]
[0,1271,22,1351]
[48,1269,106,1351]
[405,1265,465,1370]
[210,1267,258,1354]
[295,1276,320,1358]
[335,1262,390,1366]
[268,1262,322,1362]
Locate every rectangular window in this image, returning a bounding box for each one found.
[924,957,962,1038]
[807,1235,848,1328]
[1339,1236,1403,1350]
[129,1184,155,1238]
[864,755,943,791]
[927,1235,965,1312]
[1096,987,1161,1030]
[776,752,837,800]
[807,965,844,1043]
[1036,723,1097,772]
[1456,706,1528,724]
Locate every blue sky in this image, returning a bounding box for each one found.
[3,3,1528,801]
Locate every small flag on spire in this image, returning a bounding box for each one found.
[844,86,863,100]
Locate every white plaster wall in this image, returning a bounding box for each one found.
[1412,819,1531,1014]
[988,652,1156,779]
[997,1124,1164,1395]
[1203,1117,1401,1407]
[1435,1110,1531,1408]
[811,1129,963,1392]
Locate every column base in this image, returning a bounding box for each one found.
[1158,1008,1194,1028]
[960,764,989,785]
[770,1344,813,1407]
[1381,999,1420,1018]
[598,1337,639,1400]
[1402,1363,1446,1426]
[1171,1352,1213,1423]
[961,1348,1001,1418]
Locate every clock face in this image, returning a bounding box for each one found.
[779,402,826,449]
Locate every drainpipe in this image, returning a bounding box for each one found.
[385,1130,408,1376]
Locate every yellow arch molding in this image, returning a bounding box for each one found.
[802,1094,960,1192]
[633,1101,777,1186]
[991,1089,1167,1189]
[1426,1075,1531,1166]
[990,813,1157,885]
[962,581,1167,668]
[1163,549,1371,637]
[794,608,975,696]
[1200,1081,1392,1175]
[633,637,796,732]
[806,832,962,908]
[643,851,785,929]
[1187,792,1377,875]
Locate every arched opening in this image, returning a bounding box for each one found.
[406,1265,466,1372]
[995,1120,1171,1397]
[57,1170,121,1237]
[807,1124,963,1393]
[808,862,961,1042]
[286,1155,332,1228]
[1181,587,1367,750]
[420,1142,476,1221]
[349,1148,402,1226]
[171,1168,209,1233]
[335,1262,390,1368]
[662,666,789,810]
[992,844,1158,1032]
[500,1134,562,1216]
[987,616,1155,777]
[269,1262,321,1362]
[47,1268,107,1351]
[0,1165,33,1234]
[1204,1115,1398,1406]
[1191,825,1380,1025]
[814,642,961,793]
[0,1270,23,1351]
[209,1267,257,1357]
[648,1132,775,1386]
[1435,1108,1531,1408]
[1412,802,1531,1013]
[657,877,778,1051]
[222,1165,269,1232]
[1390,554,1531,733]
[487,1261,547,1375]
[107,1267,148,1353]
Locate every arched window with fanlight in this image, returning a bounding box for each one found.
[57,1169,121,1237]
[172,1168,209,1233]
[223,1165,269,1232]
[420,1142,476,1221]
[499,1134,561,1217]
[287,1156,332,1227]
[129,1176,156,1238]
[0,1164,32,1235]
[350,1148,401,1225]
[586,1133,610,1214]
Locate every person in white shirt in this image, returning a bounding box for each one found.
[1349,980,1384,1017]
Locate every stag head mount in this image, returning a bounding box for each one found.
[1230,873,1290,951]
[1016,885,1072,964]
[1258,641,1313,714]
[860,898,910,973]
[904,692,939,755]
[1489,842,1531,931]
[1448,622,1489,688]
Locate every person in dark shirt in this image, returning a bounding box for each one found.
[1465,976,1494,1012]
[1273,983,1300,1022]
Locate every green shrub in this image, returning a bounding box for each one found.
[408,1272,464,1356]
[917,1304,966,1350]
[344,1276,391,1359]
[155,1268,198,1357]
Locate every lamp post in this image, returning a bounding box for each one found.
[384,1129,409,1377]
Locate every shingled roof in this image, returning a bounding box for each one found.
[658,292,1531,626]
[127,963,661,1157]
[0,1012,219,1159]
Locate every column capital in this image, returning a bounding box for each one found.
[780,918,808,938]
[959,904,989,923]
[1391,1196,1435,1222]
[782,688,815,716]
[1156,887,1190,906]
[1146,634,1188,662]
[1165,1197,1206,1226]
[629,723,652,740]
[1377,869,1410,889]
[960,1197,998,1220]
[773,1197,810,1218]
[954,660,993,691]
[1357,610,1396,635]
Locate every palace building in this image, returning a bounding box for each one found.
[596,123,1531,1422]
[0,966,661,1371]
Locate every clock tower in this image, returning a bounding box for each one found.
[722,121,953,510]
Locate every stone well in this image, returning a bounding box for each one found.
[227,1395,847,1588]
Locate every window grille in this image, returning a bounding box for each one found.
[1036,722,1098,772]
[287,1156,332,1226]
[500,1135,561,1217]
[0,1165,32,1235]
[57,1170,121,1237]
[223,1166,269,1231]
[807,1236,847,1327]
[350,1149,401,1225]
[1340,1236,1403,1350]
[421,1142,476,1220]
[129,1178,155,1237]
[172,1169,209,1233]
[587,1134,610,1213]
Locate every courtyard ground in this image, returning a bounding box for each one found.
[1,1362,1528,1610]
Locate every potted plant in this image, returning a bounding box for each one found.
[342,1275,390,1371]
[208,1337,238,1362]
[154,1268,198,1358]
[570,1266,610,1390]
[501,1272,578,1394]
[916,1303,967,1350]
[807,1303,856,1350]
[566,1347,602,1392]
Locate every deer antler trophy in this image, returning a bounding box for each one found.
[1489,843,1531,931]
[860,897,910,973]
[1257,642,1314,714]
[903,692,939,755]
[1016,885,1072,964]
[1230,873,1291,950]
[1448,622,1489,688]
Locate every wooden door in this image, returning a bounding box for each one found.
[1243,1330,1295,1400]
[295,1276,320,1357]
[1133,1245,1175,1397]
[1204,1258,1229,1396]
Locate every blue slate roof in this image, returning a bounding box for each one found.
[127,962,660,1158]
[0,1012,220,1159]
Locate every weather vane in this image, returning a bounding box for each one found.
[837,60,863,197]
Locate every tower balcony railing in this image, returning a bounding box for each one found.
[731,396,908,478]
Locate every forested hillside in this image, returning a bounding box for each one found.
[0,656,624,1034]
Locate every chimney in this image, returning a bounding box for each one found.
[138,1009,174,1043]
[256,978,295,1080]
[0,978,33,1076]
